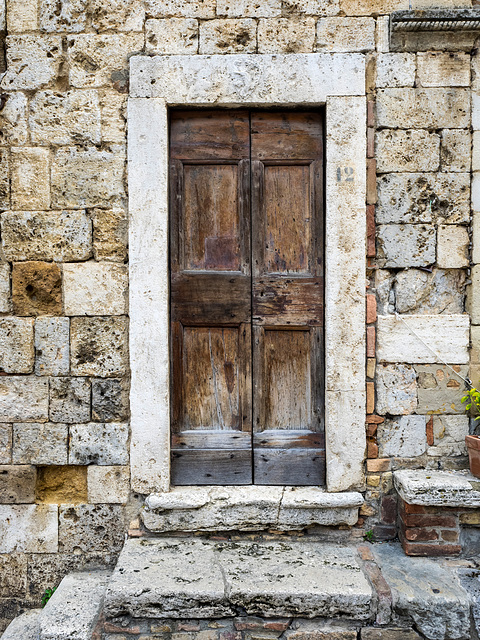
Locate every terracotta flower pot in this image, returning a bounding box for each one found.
[466,435,480,479]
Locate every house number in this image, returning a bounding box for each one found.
[336,167,354,182]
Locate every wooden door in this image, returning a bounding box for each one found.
[170,110,325,486]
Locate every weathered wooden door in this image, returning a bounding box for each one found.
[170,110,324,486]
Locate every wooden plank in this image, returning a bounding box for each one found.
[253,277,323,325]
[253,430,324,449]
[253,448,326,485]
[173,431,251,449]
[251,112,323,161]
[171,449,252,485]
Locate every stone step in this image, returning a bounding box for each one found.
[1,608,41,640]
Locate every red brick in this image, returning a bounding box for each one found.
[405,527,438,542]
[367,440,379,459]
[366,458,390,472]
[361,560,392,625]
[441,529,459,542]
[357,544,375,561]
[366,158,377,205]
[400,500,426,515]
[366,382,375,414]
[401,538,462,557]
[367,127,375,158]
[381,495,397,525]
[426,416,434,446]
[402,513,458,528]
[373,524,396,541]
[366,423,378,437]
[104,622,141,634]
[366,204,376,258]
[179,624,201,631]
[366,414,384,424]
[263,621,290,631]
[366,326,375,357]
[366,294,377,324]
[367,100,375,127]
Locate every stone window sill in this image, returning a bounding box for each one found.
[394,469,480,508]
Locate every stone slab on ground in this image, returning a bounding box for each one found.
[394,470,480,508]
[1,608,40,639]
[104,538,373,621]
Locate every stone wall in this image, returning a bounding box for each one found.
[0,0,479,631]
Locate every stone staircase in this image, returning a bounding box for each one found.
[3,540,479,640]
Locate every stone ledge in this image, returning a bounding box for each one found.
[394,470,480,508]
[142,486,364,532]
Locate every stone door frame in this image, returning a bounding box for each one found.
[128,53,367,496]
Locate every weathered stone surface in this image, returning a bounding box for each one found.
[88,466,130,504]
[417,52,470,87]
[376,88,470,129]
[316,17,375,52]
[377,225,435,269]
[441,130,471,172]
[92,378,129,422]
[0,318,34,374]
[376,173,470,225]
[100,90,126,144]
[105,539,372,620]
[92,208,127,262]
[0,424,12,464]
[6,0,37,31]
[395,269,465,315]
[427,415,469,457]
[340,0,408,14]
[378,416,427,458]
[376,53,416,88]
[0,505,58,553]
[469,264,480,325]
[68,34,144,88]
[376,364,417,415]
[361,630,422,640]
[13,422,68,465]
[437,225,469,269]
[0,264,10,314]
[90,0,145,31]
[36,466,87,504]
[58,504,125,553]
[70,316,128,377]
[0,377,49,422]
[39,0,87,33]
[35,317,70,376]
[377,315,469,364]
[217,0,281,16]
[1,36,63,91]
[415,364,468,415]
[199,19,257,54]
[11,148,50,210]
[376,131,440,173]
[146,18,199,54]
[64,263,127,316]
[49,377,90,424]
[146,0,215,17]
[394,469,480,507]
[12,262,62,316]
[373,543,471,640]
[1,609,40,640]
[30,90,101,146]
[69,422,129,465]
[2,210,92,262]
[0,150,10,211]
[287,630,356,640]
[0,92,28,145]
[52,145,126,209]
[0,465,36,503]
[258,18,315,53]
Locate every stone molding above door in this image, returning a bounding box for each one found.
[128,53,367,495]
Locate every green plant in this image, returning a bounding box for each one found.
[41,587,56,608]
[363,529,374,543]
[461,387,480,420]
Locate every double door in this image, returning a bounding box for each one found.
[170,110,325,485]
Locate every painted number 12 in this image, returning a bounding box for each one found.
[336,167,354,182]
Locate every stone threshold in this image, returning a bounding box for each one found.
[394,469,480,508]
[142,486,364,532]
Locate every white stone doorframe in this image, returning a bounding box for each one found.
[128,53,367,496]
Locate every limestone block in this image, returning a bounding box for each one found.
[0,149,9,210]
[58,504,125,553]
[394,468,480,508]
[69,422,129,465]
[217,0,281,16]
[442,130,471,172]
[12,422,68,465]
[146,18,198,55]
[376,364,417,415]
[417,52,470,87]
[1,36,63,91]
[92,378,129,422]
[30,90,101,146]
[0,504,58,553]
[428,415,469,456]
[39,0,87,32]
[376,53,416,88]
[49,377,90,424]
[0,377,48,422]
[473,131,480,173]
[36,465,87,504]
[377,224,435,268]
[146,0,215,17]
[0,318,34,374]
[90,0,145,32]
[70,317,128,376]
[92,208,127,262]
[0,263,11,314]
[281,0,340,13]
[2,210,92,262]
[87,465,130,503]
[395,269,465,315]
[377,314,469,364]
[375,15,389,53]
[0,465,36,503]
[0,424,12,464]
[376,173,470,225]
[378,415,427,458]
[11,148,50,210]
[473,173,480,214]
[199,19,257,54]
[472,325,480,364]
[474,212,480,264]
[100,90,126,144]
[437,225,469,269]
[339,0,408,15]
[64,263,127,316]
[6,0,38,31]
[376,131,440,173]
[258,18,315,53]
[361,629,422,640]
[473,93,480,131]
[0,92,28,145]
[0,554,28,598]
[416,364,468,414]
[35,317,70,376]
[316,17,375,52]
[12,261,62,316]
[51,145,126,209]
[68,34,144,89]
[376,89,470,130]
[468,265,480,325]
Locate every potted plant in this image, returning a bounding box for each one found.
[461,388,480,478]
